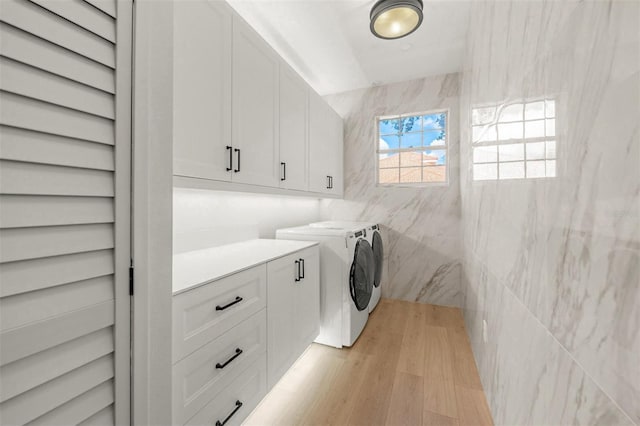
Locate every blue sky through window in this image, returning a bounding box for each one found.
[424,149,447,165]
[379,113,446,149]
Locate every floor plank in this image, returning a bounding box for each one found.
[397,302,427,376]
[454,385,494,426]
[346,331,403,425]
[385,372,424,426]
[423,326,455,382]
[423,410,460,426]
[425,304,465,328]
[302,350,372,426]
[424,379,458,418]
[245,299,493,426]
[447,326,484,390]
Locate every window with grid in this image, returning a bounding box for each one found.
[377,111,448,185]
[472,99,556,180]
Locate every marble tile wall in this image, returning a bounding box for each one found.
[322,73,463,307]
[459,1,639,424]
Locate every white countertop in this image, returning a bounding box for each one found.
[172,238,319,295]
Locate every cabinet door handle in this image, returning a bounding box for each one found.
[330,176,333,189]
[294,260,300,282]
[326,175,331,189]
[226,146,233,171]
[299,258,305,279]
[215,296,242,311]
[215,400,243,426]
[234,148,241,172]
[215,348,243,369]
[281,162,286,181]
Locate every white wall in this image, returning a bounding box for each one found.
[173,188,322,253]
[132,0,174,424]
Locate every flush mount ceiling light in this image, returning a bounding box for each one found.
[370,0,423,40]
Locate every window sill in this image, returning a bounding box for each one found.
[376,182,450,189]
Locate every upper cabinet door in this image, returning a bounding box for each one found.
[278,65,308,191]
[174,0,232,181]
[232,16,280,187]
[329,109,344,197]
[308,92,332,193]
[309,92,343,195]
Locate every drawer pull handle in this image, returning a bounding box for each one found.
[215,348,243,369]
[215,400,243,426]
[216,296,243,311]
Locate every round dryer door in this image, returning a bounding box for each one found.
[349,239,374,311]
[372,230,383,288]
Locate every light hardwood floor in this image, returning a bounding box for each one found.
[245,298,494,426]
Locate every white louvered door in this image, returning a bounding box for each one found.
[0,0,132,425]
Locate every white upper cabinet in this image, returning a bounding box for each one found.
[328,108,344,197]
[309,92,343,195]
[308,92,332,193]
[173,0,232,181]
[172,1,343,198]
[232,15,280,187]
[278,64,308,191]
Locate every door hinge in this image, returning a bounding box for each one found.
[129,263,134,296]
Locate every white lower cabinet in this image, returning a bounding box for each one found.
[173,310,267,425]
[267,246,320,388]
[172,244,319,425]
[185,355,268,426]
[172,265,267,362]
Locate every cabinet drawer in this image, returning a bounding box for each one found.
[173,265,267,362]
[173,309,267,425]
[185,355,267,426]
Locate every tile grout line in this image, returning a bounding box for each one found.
[492,273,637,426]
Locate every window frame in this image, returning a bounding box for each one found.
[375,108,450,188]
[471,98,557,182]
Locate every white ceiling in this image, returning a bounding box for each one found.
[226,0,472,95]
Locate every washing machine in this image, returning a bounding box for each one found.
[275,225,374,348]
[309,221,383,312]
